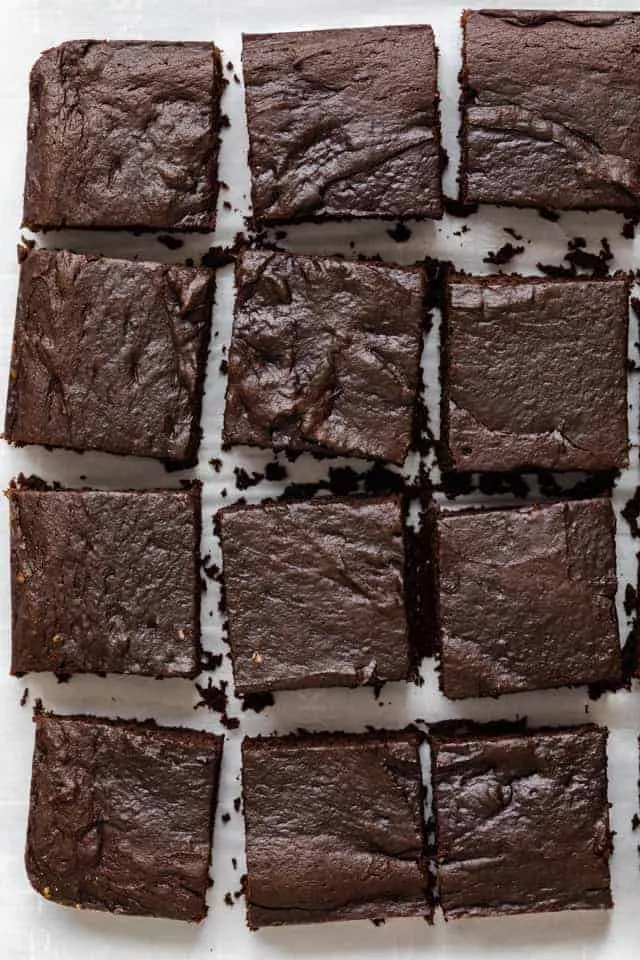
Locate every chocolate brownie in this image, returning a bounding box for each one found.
[435,499,621,699]
[223,250,425,465]
[218,495,409,693]
[242,25,442,225]
[23,41,223,231]
[5,249,214,464]
[242,731,430,928]
[9,483,202,678]
[461,11,640,211]
[442,275,628,472]
[26,711,223,921]
[430,724,612,918]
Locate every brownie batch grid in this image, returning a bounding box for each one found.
[5,7,636,940]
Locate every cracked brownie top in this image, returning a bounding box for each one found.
[461,10,640,210]
[242,25,443,224]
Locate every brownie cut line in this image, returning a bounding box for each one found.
[435,498,621,699]
[461,10,640,211]
[223,249,425,465]
[442,274,629,472]
[242,25,443,225]
[218,494,409,694]
[23,40,224,231]
[5,248,215,465]
[242,731,430,928]
[9,483,202,679]
[26,711,224,921]
[431,723,613,919]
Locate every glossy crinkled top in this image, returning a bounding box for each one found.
[23,40,223,230]
[242,25,442,223]
[461,10,640,210]
[224,249,425,465]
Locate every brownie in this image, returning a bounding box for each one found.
[431,724,612,918]
[242,731,430,928]
[219,495,409,693]
[5,249,214,464]
[242,25,442,225]
[435,499,621,699]
[461,11,640,211]
[442,275,628,472]
[9,483,202,679]
[223,250,425,465]
[23,41,223,231]
[26,711,223,921]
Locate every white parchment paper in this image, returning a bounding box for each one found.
[1,1,640,958]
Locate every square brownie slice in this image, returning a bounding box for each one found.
[5,249,214,465]
[9,483,202,679]
[461,11,640,211]
[26,711,223,921]
[23,41,223,231]
[242,731,430,928]
[223,250,425,465]
[442,275,628,472]
[242,25,442,225]
[430,724,612,918]
[435,499,621,699]
[218,495,409,694]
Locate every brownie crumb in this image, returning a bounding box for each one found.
[274,229,288,241]
[233,467,264,490]
[202,560,222,582]
[157,234,184,251]
[231,857,238,870]
[536,261,575,278]
[632,814,640,831]
[240,692,275,713]
[233,796,242,813]
[210,457,223,473]
[622,216,638,239]
[622,488,640,538]
[221,812,231,824]
[224,892,234,907]
[328,466,362,496]
[201,246,235,269]
[443,197,479,218]
[219,358,229,375]
[233,73,240,84]
[20,687,29,707]
[538,208,560,222]
[194,678,228,713]
[371,918,386,927]
[564,237,613,276]
[220,114,231,129]
[226,60,234,71]
[625,584,638,618]
[264,461,287,482]
[387,222,412,243]
[200,651,224,672]
[483,242,524,266]
[363,463,405,495]
[503,227,524,241]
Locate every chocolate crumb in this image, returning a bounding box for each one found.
[219,358,229,375]
[240,692,275,713]
[157,234,183,250]
[224,893,234,907]
[538,208,560,222]
[633,814,640,831]
[264,461,287,482]
[234,796,242,812]
[387,222,412,243]
[232,857,238,870]
[371,918,386,927]
[483,242,524,266]
[503,227,524,241]
[443,197,479,218]
[210,457,223,473]
[624,584,637,619]
[233,467,264,490]
[221,813,231,824]
[20,687,29,707]
[623,488,640,538]
[194,678,228,713]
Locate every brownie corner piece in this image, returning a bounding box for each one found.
[442,275,628,472]
[242,24,442,225]
[435,498,621,699]
[23,40,223,231]
[223,249,425,464]
[219,494,409,693]
[5,248,214,463]
[460,10,640,210]
[430,723,612,919]
[9,483,202,678]
[241,730,430,928]
[26,711,223,921]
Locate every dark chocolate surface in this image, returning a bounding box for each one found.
[5,249,214,464]
[431,724,612,918]
[242,25,442,224]
[443,275,628,472]
[10,485,202,678]
[242,732,430,927]
[23,40,223,230]
[219,495,409,693]
[223,249,425,465]
[461,11,640,210]
[436,499,621,699]
[26,712,223,921]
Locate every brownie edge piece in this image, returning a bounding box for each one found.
[23,40,223,231]
[243,25,442,224]
[461,11,640,211]
[442,275,628,472]
[26,711,223,921]
[224,249,425,465]
[242,732,430,928]
[436,499,621,699]
[431,724,612,919]
[10,484,202,679]
[219,495,409,693]
[5,249,214,464]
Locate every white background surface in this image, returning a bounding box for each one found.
[1,0,640,958]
